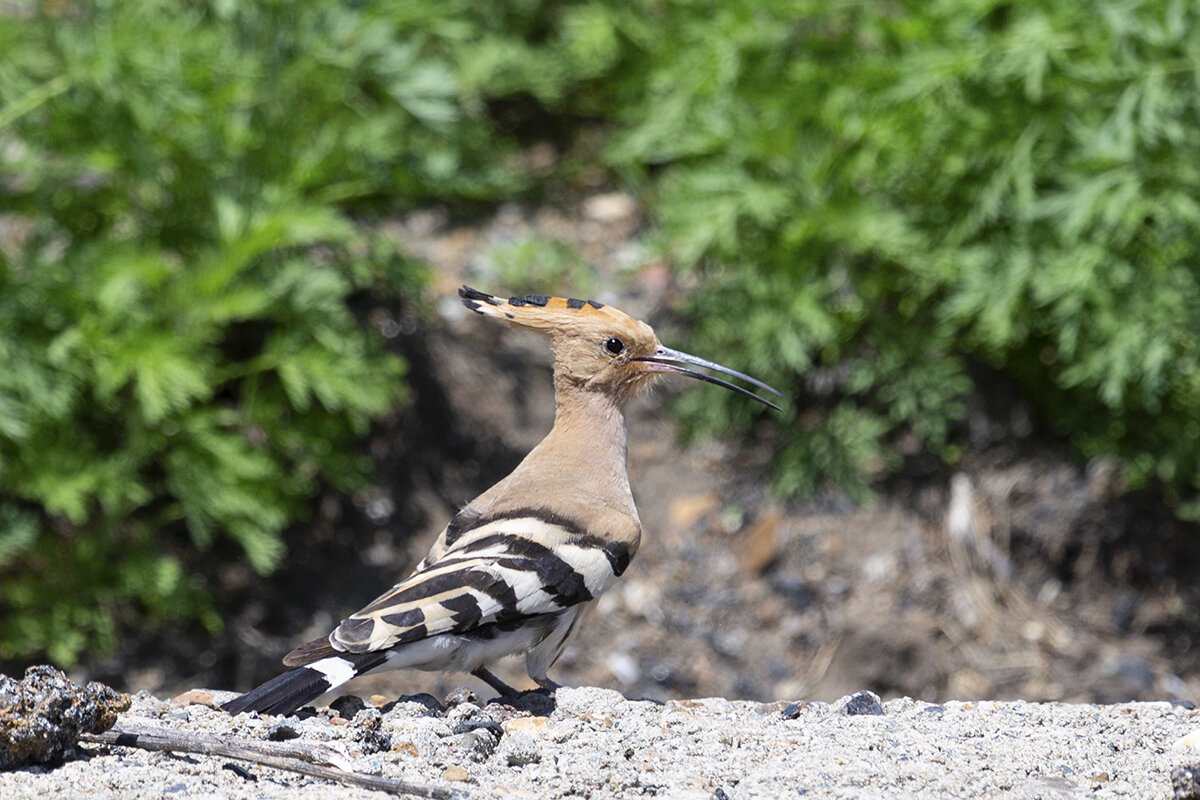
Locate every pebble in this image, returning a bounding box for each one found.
[442,765,469,782]
[843,690,885,716]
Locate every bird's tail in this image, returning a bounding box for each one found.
[222,651,388,716]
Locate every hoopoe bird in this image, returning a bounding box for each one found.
[223,286,782,716]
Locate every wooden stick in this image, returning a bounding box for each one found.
[80,722,455,799]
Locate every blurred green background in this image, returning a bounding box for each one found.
[3,0,1200,669]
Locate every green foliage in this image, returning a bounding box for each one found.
[0,0,520,664]
[524,0,1200,510]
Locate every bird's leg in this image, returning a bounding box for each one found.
[471,667,520,696]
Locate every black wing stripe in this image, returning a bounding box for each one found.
[380,607,426,629]
[443,506,484,547]
[356,563,523,611]
[440,593,483,627]
[453,508,585,538]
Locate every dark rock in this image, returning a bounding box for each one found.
[390,693,445,716]
[448,721,503,761]
[1172,765,1200,800]
[329,694,367,719]
[781,702,804,719]
[0,665,130,770]
[222,762,256,781]
[843,691,884,716]
[491,690,556,717]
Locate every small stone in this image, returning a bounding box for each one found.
[1177,731,1200,751]
[503,716,551,735]
[170,689,218,709]
[444,687,479,707]
[443,765,470,782]
[267,723,300,741]
[781,702,804,719]
[506,748,542,767]
[370,695,390,707]
[393,742,420,757]
[843,691,885,717]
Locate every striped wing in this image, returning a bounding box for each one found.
[326,508,632,655]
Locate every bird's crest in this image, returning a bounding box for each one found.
[459,285,637,337]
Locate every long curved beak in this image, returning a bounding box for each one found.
[634,346,785,412]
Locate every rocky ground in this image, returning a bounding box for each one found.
[3,683,1200,799]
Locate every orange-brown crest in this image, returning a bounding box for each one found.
[458,286,640,336]
[460,286,659,400]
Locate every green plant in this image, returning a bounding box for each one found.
[0,0,515,664]
[531,0,1200,511]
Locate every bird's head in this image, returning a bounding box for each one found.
[459,286,783,410]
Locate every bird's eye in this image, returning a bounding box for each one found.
[605,337,625,355]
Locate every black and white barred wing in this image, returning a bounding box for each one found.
[326,510,632,656]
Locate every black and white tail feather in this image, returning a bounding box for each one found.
[222,508,631,716]
[221,651,388,717]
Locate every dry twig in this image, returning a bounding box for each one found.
[80,722,454,799]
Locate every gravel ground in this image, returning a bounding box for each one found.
[3,687,1197,799]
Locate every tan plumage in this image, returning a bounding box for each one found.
[223,286,782,716]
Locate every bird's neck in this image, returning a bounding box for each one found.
[543,382,629,471]
[477,382,637,522]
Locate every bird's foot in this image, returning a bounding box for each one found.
[532,676,562,695]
